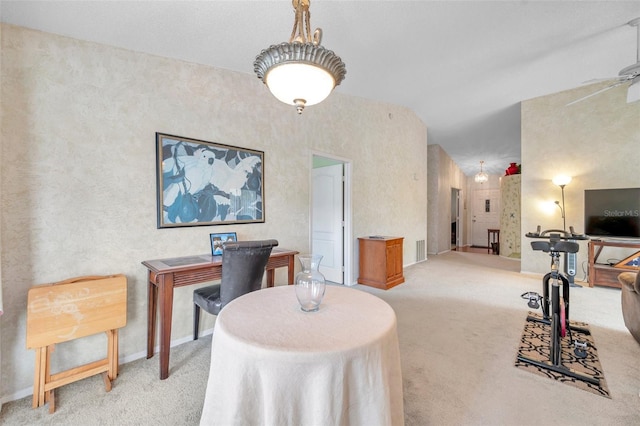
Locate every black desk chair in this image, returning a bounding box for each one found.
[193,239,279,340]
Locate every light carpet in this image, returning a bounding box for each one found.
[1,251,639,425]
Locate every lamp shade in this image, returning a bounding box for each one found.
[552,175,572,187]
[255,42,346,114]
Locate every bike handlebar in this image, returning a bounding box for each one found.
[525,225,589,241]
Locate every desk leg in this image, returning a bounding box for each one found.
[147,277,157,359]
[287,254,295,284]
[157,274,174,380]
[266,269,275,288]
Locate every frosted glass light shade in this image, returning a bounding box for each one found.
[265,63,335,107]
[254,42,346,114]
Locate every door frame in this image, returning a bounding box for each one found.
[310,151,353,286]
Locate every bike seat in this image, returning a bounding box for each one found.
[530,241,579,253]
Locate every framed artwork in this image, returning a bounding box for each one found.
[210,232,238,256]
[614,251,640,270]
[156,133,264,228]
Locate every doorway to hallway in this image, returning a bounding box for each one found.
[450,188,461,250]
[311,154,352,285]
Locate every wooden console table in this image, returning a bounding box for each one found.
[142,248,298,380]
[588,240,640,288]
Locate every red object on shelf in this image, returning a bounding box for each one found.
[505,162,519,175]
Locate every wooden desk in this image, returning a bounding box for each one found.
[142,248,298,380]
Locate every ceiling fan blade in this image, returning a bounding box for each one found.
[580,77,623,85]
[566,81,627,106]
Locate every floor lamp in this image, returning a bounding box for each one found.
[552,175,572,231]
[552,175,579,286]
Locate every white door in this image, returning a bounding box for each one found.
[312,164,344,283]
[472,189,500,247]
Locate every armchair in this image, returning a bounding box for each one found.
[618,271,640,344]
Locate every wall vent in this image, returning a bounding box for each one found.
[416,240,426,262]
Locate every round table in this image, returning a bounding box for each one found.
[200,285,404,425]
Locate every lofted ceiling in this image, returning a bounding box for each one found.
[2,1,639,175]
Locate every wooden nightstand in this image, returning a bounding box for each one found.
[357,237,405,290]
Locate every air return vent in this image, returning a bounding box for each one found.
[416,240,426,262]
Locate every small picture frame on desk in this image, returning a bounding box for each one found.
[210,232,237,256]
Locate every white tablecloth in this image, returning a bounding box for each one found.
[200,285,404,426]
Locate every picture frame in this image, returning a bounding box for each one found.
[156,133,264,228]
[210,232,238,256]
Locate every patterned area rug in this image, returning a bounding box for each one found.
[515,312,610,398]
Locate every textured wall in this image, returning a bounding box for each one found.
[0,24,427,399]
[499,174,521,258]
[521,81,640,275]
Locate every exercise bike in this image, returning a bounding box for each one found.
[519,226,599,386]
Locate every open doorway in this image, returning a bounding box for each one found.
[311,154,352,285]
[451,188,461,249]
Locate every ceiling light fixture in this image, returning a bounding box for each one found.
[474,161,489,183]
[253,0,346,114]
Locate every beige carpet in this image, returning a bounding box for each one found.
[515,312,610,398]
[1,251,639,425]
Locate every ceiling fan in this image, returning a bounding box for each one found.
[567,17,640,106]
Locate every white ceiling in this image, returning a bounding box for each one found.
[2,1,639,175]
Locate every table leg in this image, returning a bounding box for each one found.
[487,230,490,253]
[107,329,118,380]
[147,277,157,359]
[32,347,45,408]
[157,274,174,380]
[44,345,52,408]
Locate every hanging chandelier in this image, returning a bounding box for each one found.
[253,0,346,114]
[474,161,488,183]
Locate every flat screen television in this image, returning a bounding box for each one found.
[584,188,640,239]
